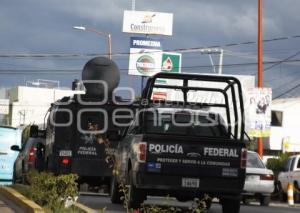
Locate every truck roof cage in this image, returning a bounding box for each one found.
[142,72,245,141]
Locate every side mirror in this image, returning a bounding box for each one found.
[11,145,21,152]
[38,130,46,139]
[30,125,39,138]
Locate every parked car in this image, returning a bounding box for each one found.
[242,151,274,206]
[11,136,45,183]
[0,126,22,185]
[277,154,300,203]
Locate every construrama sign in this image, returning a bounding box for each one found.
[123,10,173,36]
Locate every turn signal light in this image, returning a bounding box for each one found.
[28,147,37,163]
[260,174,274,180]
[137,142,147,162]
[240,148,247,168]
[62,158,70,165]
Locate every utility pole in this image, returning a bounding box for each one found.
[200,48,224,74]
[257,0,264,157]
[131,0,136,10]
[131,0,145,93]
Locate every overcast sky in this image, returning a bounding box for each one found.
[1,0,300,97]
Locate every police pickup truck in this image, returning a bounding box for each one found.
[110,73,247,213]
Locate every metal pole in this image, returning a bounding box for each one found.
[73,26,112,60]
[132,0,136,10]
[108,33,112,60]
[257,0,264,157]
[208,54,216,73]
[218,49,224,75]
[141,76,144,94]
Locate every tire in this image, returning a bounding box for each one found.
[12,170,17,184]
[205,198,212,210]
[242,197,250,205]
[260,195,270,206]
[21,174,26,184]
[294,183,300,203]
[278,182,287,202]
[221,198,241,213]
[110,175,122,204]
[127,170,145,209]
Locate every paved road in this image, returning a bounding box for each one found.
[78,193,300,213]
[0,194,23,213]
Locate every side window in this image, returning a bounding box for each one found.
[290,158,296,171]
[127,120,138,135]
[284,158,292,172]
[297,158,300,169]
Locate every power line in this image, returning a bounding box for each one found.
[1,34,300,59]
[247,51,300,75]
[273,82,300,100]
[263,51,300,72]
[0,58,300,75]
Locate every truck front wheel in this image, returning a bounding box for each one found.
[110,175,122,204]
[221,198,240,213]
[127,170,145,209]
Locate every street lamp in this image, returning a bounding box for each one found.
[73,26,112,60]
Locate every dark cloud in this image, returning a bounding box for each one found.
[0,0,300,97]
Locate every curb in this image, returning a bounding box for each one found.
[0,186,98,213]
[74,202,98,213]
[0,186,44,213]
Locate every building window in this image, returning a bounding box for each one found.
[271,111,283,127]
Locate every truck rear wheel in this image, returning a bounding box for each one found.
[221,198,240,213]
[260,195,270,206]
[127,170,145,209]
[110,175,122,204]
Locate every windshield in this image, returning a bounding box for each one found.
[247,152,265,168]
[144,111,229,137]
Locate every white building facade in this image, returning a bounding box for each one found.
[8,86,83,128]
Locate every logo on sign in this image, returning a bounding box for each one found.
[187,152,201,158]
[136,55,156,74]
[162,57,173,71]
[142,14,156,24]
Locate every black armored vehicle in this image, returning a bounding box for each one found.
[43,57,135,190]
[111,72,247,213]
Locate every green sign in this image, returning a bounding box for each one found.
[161,52,181,73]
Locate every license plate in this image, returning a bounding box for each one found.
[59,150,72,157]
[246,175,259,181]
[182,178,200,188]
